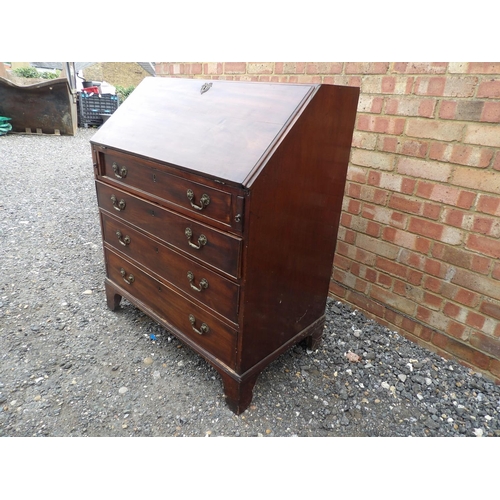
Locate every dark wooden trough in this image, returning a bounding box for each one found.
[0,76,77,135]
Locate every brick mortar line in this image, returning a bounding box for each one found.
[353,120,499,172]
[162,69,500,108]
[156,64,500,376]
[329,279,498,379]
[338,201,498,270]
[159,63,500,77]
[340,202,498,282]
[336,249,497,313]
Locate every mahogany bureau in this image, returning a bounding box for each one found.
[90,77,359,414]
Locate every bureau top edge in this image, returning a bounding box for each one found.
[89,77,320,187]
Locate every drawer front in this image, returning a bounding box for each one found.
[101,212,240,323]
[96,149,240,229]
[105,248,237,367]
[96,181,242,279]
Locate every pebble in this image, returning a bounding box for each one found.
[0,129,499,438]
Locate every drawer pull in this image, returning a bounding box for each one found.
[185,227,207,249]
[187,189,210,211]
[115,230,131,246]
[189,314,209,335]
[187,271,209,292]
[110,195,126,211]
[120,268,135,285]
[112,162,127,179]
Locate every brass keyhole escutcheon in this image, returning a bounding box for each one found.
[200,82,212,95]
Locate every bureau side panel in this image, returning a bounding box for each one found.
[238,84,360,373]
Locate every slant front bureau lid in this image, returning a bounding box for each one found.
[90,77,316,186]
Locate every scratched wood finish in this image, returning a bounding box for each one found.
[91,77,315,184]
[91,78,359,414]
[237,84,361,373]
[105,248,237,366]
[96,148,238,230]
[101,212,240,323]
[95,181,242,279]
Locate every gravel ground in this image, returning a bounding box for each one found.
[1,128,500,438]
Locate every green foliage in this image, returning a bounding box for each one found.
[39,70,60,79]
[12,67,60,79]
[12,67,39,78]
[116,85,135,103]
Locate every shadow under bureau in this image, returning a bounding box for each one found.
[90,77,359,414]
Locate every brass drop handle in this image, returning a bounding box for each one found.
[120,267,135,285]
[185,227,207,249]
[110,195,126,211]
[116,230,131,246]
[112,162,127,179]
[187,189,210,210]
[189,314,209,335]
[187,271,208,292]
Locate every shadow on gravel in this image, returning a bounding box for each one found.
[0,129,499,437]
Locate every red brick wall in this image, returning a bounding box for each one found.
[155,62,500,383]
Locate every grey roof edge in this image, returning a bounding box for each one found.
[31,62,156,75]
[137,62,156,76]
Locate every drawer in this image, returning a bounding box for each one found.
[96,180,242,279]
[105,248,237,367]
[101,212,240,323]
[95,148,244,231]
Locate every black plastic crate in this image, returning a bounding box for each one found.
[78,93,119,127]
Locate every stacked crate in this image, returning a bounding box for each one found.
[78,92,119,127]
